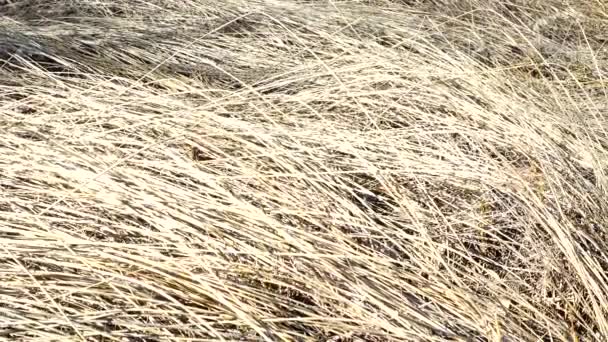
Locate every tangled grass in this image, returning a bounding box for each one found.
[1,0,608,341]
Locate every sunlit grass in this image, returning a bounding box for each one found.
[1,1,607,341]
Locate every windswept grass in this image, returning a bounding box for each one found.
[1,0,608,341]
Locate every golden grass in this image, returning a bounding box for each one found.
[1,0,608,341]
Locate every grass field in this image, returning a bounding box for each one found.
[1,0,608,341]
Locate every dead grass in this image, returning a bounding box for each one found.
[1,0,608,341]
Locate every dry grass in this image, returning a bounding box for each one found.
[1,0,608,341]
